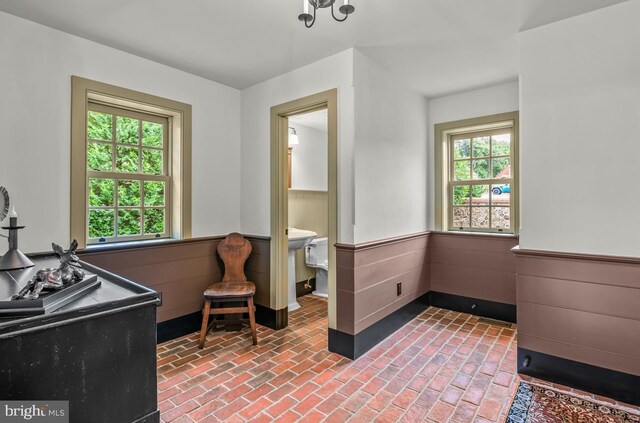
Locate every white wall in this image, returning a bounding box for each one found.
[0,12,242,253]
[427,81,519,229]
[352,51,430,243]
[289,124,328,191]
[240,49,355,243]
[429,81,519,129]
[240,48,430,245]
[518,0,640,256]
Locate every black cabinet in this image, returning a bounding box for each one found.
[0,257,160,423]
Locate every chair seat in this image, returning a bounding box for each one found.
[204,281,256,299]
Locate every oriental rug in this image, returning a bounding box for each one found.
[506,382,640,423]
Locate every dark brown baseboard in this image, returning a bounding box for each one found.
[255,304,288,330]
[329,292,431,359]
[428,291,516,323]
[296,278,316,297]
[328,290,516,360]
[156,304,288,343]
[156,311,201,343]
[518,348,640,406]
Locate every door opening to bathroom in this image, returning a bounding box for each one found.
[270,89,338,332]
[288,109,329,310]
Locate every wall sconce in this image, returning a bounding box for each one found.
[289,127,300,147]
[288,128,299,189]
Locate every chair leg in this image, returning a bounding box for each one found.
[247,296,257,345]
[199,299,211,349]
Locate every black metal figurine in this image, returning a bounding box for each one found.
[12,240,86,300]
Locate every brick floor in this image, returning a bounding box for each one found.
[158,295,640,422]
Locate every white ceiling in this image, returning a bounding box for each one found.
[0,0,628,97]
[290,109,328,132]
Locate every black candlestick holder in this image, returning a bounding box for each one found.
[0,216,35,271]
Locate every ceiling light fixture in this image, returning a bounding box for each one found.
[298,0,355,29]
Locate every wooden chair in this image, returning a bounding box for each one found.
[199,233,257,348]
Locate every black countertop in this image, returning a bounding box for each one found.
[0,254,159,337]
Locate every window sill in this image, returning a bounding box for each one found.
[79,238,180,254]
[431,230,519,240]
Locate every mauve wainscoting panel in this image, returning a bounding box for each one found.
[333,233,430,358]
[513,247,640,404]
[430,232,518,305]
[80,236,271,325]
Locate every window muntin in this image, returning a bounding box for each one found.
[86,103,170,244]
[448,127,515,233]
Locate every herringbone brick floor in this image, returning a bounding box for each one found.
[157,295,638,422]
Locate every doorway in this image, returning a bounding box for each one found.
[270,89,338,330]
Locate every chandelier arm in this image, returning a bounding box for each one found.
[331,2,349,22]
[305,4,317,28]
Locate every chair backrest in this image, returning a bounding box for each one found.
[217,232,252,282]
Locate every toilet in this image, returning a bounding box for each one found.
[305,237,328,298]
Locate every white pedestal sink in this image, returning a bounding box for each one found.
[287,228,317,311]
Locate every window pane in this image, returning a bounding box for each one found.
[118,180,141,207]
[87,142,112,171]
[471,185,490,206]
[452,207,470,229]
[472,137,489,158]
[116,116,139,144]
[471,207,490,228]
[116,146,139,173]
[144,209,165,234]
[491,184,511,205]
[89,209,114,238]
[118,209,141,236]
[453,139,470,159]
[491,207,511,230]
[454,160,471,181]
[144,181,165,206]
[472,159,489,179]
[491,134,511,156]
[453,185,470,206]
[89,178,114,207]
[142,149,163,175]
[492,157,511,179]
[142,121,163,148]
[87,111,112,141]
